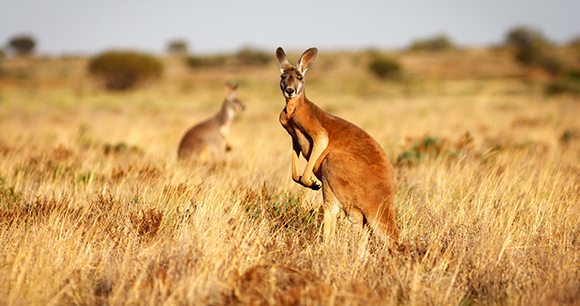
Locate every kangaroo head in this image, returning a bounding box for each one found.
[224,84,245,112]
[276,47,318,100]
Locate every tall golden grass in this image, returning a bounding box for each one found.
[1,48,579,305]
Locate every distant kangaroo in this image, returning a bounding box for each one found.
[276,47,399,243]
[178,84,245,162]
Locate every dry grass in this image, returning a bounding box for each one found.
[1,48,579,305]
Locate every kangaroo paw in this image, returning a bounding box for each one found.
[299,176,322,190]
[311,180,322,190]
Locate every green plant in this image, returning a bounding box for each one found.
[167,39,188,55]
[409,35,455,52]
[560,129,580,145]
[8,34,36,56]
[369,56,402,80]
[505,26,565,76]
[235,47,271,66]
[537,55,566,76]
[186,55,228,68]
[396,132,474,167]
[397,136,444,166]
[88,51,163,91]
[545,71,580,96]
[0,177,22,208]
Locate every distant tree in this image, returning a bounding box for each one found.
[369,56,402,80]
[409,34,455,52]
[505,26,566,76]
[167,40,188,55]
[505,27,547,46]
[186,55,228,68]
[235,47,271,66]
[545,70,580,96]
[88,51,163,91]
[505,26,549,64]
[8,35,36,56]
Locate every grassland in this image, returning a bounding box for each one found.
[0,48,579,305]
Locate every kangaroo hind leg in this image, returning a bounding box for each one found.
[322,184,340,244]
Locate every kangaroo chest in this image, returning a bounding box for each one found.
[279,110,313,159]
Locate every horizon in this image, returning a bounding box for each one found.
[1,0,580,56]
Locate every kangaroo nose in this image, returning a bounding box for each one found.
[285,87,295,95]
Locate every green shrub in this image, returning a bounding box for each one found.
[369,56,402,80]
[396,132,474,167]
[505,26,565,76]
[537,55,566,76]
[545,71,580,96]
[88,51,163,91]
[8,35,36,56]
[167,40,188,55]
[513,36,547,65]
[235,47,271,66]
[560,129,580,146]
[397,137,444,166]
[506,27,544,47]
[186,55,228,68]
[409,35,455,52]
[8,35,36,55]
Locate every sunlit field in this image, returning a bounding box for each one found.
[1,48,579,305]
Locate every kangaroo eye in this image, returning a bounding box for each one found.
[298,76,303,81]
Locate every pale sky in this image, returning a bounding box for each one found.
[1,0,579,55]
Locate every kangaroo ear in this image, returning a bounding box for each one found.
[276,47,292,73]
[225,83,236,99]
[297,47,318,74]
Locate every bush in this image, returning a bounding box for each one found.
[88,51,163,91]
[167,40,188,55]
[409,35,455,52]
[537,55,566,76]
[545,70,580,96]
[186,55,228,69]
[505,26,565,76]
[369,56,402,80]
[505,27,545,47]
[235,47,271,66]
[8,35,36,56]
[396,132,474,167]
[506,27,549,65]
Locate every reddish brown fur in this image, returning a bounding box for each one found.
[276,47,399,243]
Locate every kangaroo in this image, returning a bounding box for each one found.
[178,84,245,162]
[276,47,399,243]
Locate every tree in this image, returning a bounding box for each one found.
[167,40,188,55]
[8,35,36,56]
[504,26,565,76]
[369,56,402,80]
[88,51,163,91]
[409,34,455,52]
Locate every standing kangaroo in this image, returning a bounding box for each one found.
[276,47,399,243]
[178,84,245,162]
